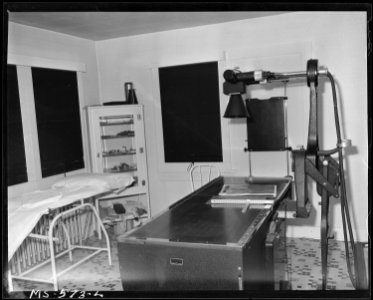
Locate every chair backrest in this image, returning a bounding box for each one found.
[189,164,221,191]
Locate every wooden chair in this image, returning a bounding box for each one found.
[189,164,220,191]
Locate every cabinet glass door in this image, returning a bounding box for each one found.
[88,105,148,198]
[100,114,137,175]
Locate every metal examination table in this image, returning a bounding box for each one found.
[117,176,292,291]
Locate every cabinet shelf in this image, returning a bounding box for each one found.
[101,131,135,139]
[104,167,138,173]
[100,120,134,126]
[102,150,136,157]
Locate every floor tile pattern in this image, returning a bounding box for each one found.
[9,229,367,292]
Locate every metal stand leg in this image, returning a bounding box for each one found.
[318,156,339,290]
[320,188,330,290]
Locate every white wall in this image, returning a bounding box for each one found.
[7,22,101,196]
[95,12,368,241]
[7,22,100,106]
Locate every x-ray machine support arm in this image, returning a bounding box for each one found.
[223,59,362,290]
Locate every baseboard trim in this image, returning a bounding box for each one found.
[286,225,369,243]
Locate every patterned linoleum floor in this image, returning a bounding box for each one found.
[8,228,369,293]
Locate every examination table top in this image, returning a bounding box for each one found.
[120,176,292,245]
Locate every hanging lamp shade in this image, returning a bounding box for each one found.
[223,94,250,118]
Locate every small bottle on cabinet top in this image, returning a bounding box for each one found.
[124,82,133,101]
[127,89,138,104]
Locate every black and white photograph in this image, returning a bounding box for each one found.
[2,2,371,299]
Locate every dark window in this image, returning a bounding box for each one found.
[159,61,223,163]
[32,67,84,177]
[7,65,28,186]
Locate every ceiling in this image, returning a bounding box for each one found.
[8,11,288,41]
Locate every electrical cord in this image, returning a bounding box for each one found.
[326,72,358,288]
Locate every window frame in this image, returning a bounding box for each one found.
[6,64,28,186]
[7,54,89,197]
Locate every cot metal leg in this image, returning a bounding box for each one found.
[95,198,102,240]
[48,222,59,291]
[90,203,111,265]
[61,223,73,262]
[9,202,111,291]
[83,209,93,240]
[8,269,14,292]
